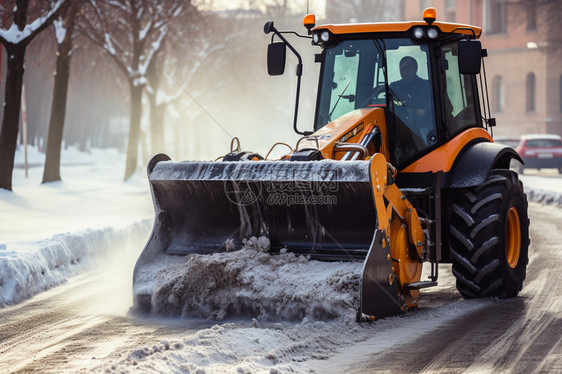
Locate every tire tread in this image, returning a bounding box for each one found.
[449,169,529,299]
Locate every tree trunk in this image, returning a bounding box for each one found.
[42,27,73,184]
[0,44,26,191]
[124,81,144,181]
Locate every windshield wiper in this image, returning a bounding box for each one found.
[328,80,351,118]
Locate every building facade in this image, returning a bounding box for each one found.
[325,0,403,24]
[405,0,562,137]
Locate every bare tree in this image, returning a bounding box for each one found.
[143,4,197,157]
[145,50,185,156]
[63,44,129,151]
[42,1,80,183]
[81,0,187,181]
[159,6,315,160]
[0,0,66,191]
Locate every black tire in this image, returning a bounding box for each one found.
[449,169,529,299]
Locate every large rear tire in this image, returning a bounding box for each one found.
[449,169,529,299]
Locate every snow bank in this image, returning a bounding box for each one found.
[0,220,150,306]
[1,145,153,307]
[135,237,361,322]
[525,189,562,207]
[521,174,562,208]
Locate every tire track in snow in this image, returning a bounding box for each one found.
[0,274,103,355]
[0,273,114,373]
[4,315,109,373]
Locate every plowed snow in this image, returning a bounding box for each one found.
[134,237,362,321]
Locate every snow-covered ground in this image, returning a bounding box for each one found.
[1,147,561,373]
[0,146,153,306]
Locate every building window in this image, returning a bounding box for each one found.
[487,0,507,34]
[445,0,456,22]
[526,73,536,112]
[492,75,504,113]
[526,4,537,31]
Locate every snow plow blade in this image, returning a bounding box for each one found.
[134,153,404,318]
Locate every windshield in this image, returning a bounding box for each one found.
[315,38,436,166]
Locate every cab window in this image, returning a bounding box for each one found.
[328,49,360,121]
[386,43,435,166]
[441,42,480,135]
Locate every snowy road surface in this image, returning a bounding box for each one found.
[0,203,560,373]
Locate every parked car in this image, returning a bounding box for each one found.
[514,134,562,173]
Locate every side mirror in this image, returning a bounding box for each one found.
[264,21,274,34]
[458,39,482,74]
[267,42,286,76]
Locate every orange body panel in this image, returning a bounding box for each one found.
[314,21,482,38]
[370,158,424,309]
[402,128,493,173]
[298,107,389,160]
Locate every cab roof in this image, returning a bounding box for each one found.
[313,21,482,38]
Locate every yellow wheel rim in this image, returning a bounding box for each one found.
[505,207,521,269]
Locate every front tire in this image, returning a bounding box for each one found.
[449,169,529,299]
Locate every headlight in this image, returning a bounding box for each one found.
[312,33,319,44]
[413,27,424,39]
[321,31,330,42]
[427,28,439,39]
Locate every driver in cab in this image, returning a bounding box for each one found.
[389,56,434,164]
[390,56,431,122]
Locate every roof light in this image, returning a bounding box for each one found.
[413,27,424,39]
[427,27,439,39]
[312,32,319,44]
[423,7,437,25]
[321,31,330,42]
[303,14,316,33]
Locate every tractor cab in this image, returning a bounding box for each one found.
[310,13,484,169]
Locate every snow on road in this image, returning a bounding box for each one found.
[1,147,561,373]
[95,287,496,374]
